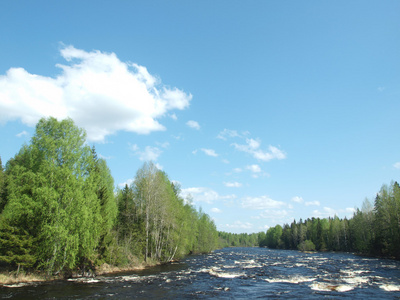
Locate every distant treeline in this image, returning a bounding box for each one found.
[0,118,218,276]
[218,232,261,248]
[259,181,400,259]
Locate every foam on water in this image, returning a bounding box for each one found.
[310,282,355,292]
[380,284,400,292]
[265,276,316,284]
[4,282,32,288]
[209,267,244,278]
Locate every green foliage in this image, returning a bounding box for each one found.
[5,118,398,275]
[265,225,283,248]
[0,220,36,268]
[0,157,5,213]
[297,239,316,251]
[114,162,219,265]
[218,232,260,248]
[257,181,400,259]
[0,118,116,274]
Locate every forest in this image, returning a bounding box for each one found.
[0,118,399,279]
[0,118,218,276]
[259,182,400,260]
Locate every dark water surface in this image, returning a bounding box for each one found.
[1,247,400,299]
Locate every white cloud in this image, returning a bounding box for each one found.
[156,141,170,149]
[0,45,192,142]
[181,187,236,204]
[169,113,178,120]
[312,207,337,218]
[233,168,243,173]
[225,221,253,229]
[291,196,319,207]
[246,164,261,173]
[224,182,242,188]
[394,162,400,169]
[241,195,285,210]
[201,148,218,157]
[258,209,289,219]
[118,178,134,188]
[211,208,222,213]
[16,130,28,137]
[98,154,112,160]
[291,196,304,203]
[217,128,250,140]
[305,200,320,206]
[217,129,240,140]
[232,138,286,162]
[186,120,200,130]
[132,144,162,161]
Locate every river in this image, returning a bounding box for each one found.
[1,247,400,299]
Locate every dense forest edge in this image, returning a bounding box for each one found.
[0,118,219,283]
[219,182,400,261]
[0,118,399,285]
[256,180,400,260]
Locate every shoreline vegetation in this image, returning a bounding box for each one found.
[0,260,158,286]
[0,118,219,286]
[0,118,399,286]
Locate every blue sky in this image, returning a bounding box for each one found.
[0,1,399,233]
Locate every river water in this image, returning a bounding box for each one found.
[1,247,400,299]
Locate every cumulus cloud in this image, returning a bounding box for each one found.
[258,209,289,219]
[246,164,261,173]
[225,221,253,229]
[186,120,200,130]
[180,187,236,204]
[211,208,222,213]
[232,138,286,162]
[291,196,319,206]
[241,195,285,210]
[131,144,162,161]
[0,45,192,142]
[291,196,304,203]
[224,182,242,188]
[311,206,354,219]
[394,162,400,169]
[201,148,218,157]
[245,164,268,178]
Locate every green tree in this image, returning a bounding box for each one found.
[0,157,5,213]
[0,118,104,274]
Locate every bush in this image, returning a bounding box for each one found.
[298,240,316,251]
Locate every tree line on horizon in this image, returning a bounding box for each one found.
[0,117,218,276]
[259,181,400,260]
[0,118,398,278]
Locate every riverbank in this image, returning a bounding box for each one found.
[0,261,161,286]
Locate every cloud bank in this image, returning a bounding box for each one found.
[0,45,192,141]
